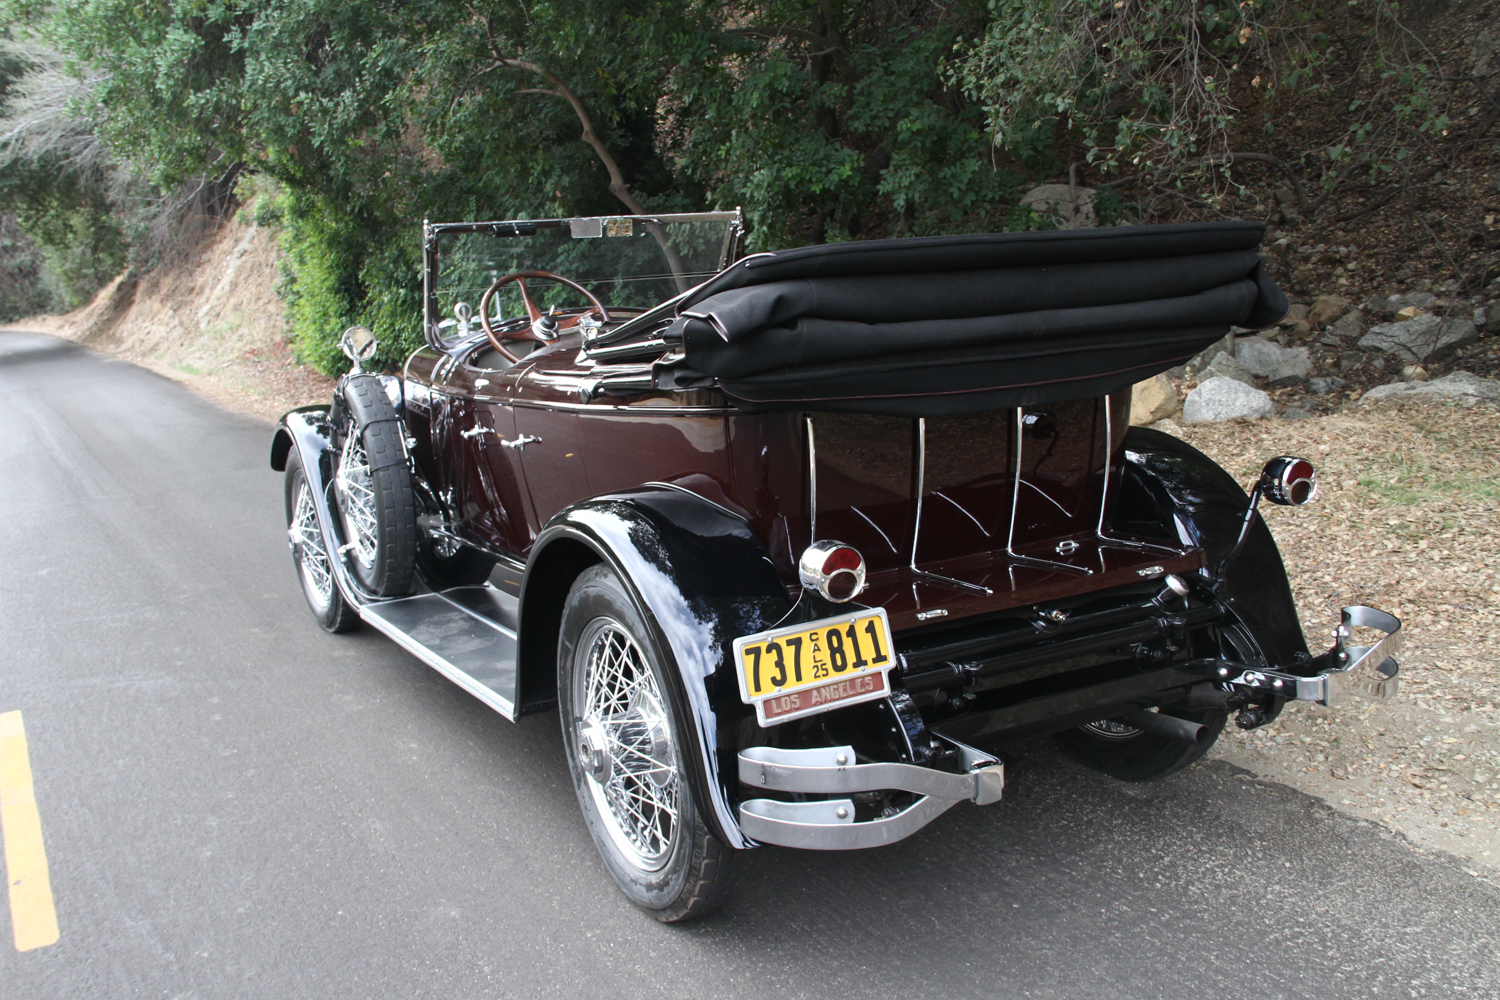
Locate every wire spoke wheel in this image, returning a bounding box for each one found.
[336,428,380,570]
[292,477,334,610]
[572,618,680,871]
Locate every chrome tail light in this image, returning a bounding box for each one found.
[798,541,866,603]
[1260,456,1318,506]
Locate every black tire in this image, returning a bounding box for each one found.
[557,565,735,922]
[1054,707,1228,782]
[285,451,359,633]
[416,535,497,588]
[334,376,417,597]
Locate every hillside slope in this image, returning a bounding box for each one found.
[1,213,332,422]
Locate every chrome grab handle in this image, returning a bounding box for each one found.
[501,434,541,450]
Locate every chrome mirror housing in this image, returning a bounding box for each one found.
[339,325,378,372]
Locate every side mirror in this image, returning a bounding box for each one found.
[339,325,378,372]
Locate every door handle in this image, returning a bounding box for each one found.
[460,426,494,440]
[501,434,541,450]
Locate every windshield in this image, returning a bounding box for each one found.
[427,211,740,345]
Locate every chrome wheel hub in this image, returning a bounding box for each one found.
[572,619,680,871]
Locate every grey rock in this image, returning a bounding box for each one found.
[1325,311,1365,343]
[1019,184,1099,229]
[1205,352,1258,386]
[1281,406,1313,421]
[1236,337,1312,380]
[1282,303,1310,325]
[1385,291,1436,315]
[1357,315,1479,362]
[1362,295,1390,319]
[1308,375,1348,396]
[1183,377,1276,423]
[1188,333,1236,372]
[1360,371,1500,405]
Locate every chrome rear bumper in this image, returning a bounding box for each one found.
[738,735,1004,850]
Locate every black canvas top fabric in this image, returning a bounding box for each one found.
[655,221,1288,416]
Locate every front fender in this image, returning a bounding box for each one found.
[1119,427,1309,667]
[521,486,792,849]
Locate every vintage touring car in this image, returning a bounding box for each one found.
[271,211,1401,920]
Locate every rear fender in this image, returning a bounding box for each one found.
[1118,427,1309,667]
[520,485,792,849]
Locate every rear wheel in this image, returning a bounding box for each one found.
[285,451,358,633]
[558,566,735,921]
[334,376,417,597]
[1054,707,1228,781]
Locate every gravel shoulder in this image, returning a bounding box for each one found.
[1172,405,1500,874]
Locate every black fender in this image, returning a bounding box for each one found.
[270,404,331,472]
[1117,427,1309,668]
[518,485,792,849]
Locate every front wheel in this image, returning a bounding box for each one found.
[285,451,358,633]
[557,566,735,922]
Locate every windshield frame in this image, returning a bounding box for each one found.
[422,210,743,352]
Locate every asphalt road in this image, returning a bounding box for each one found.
[1,330,1496,1000]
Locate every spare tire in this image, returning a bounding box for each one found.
[333,375,417,597]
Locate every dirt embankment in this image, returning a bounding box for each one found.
[2,214,333,422]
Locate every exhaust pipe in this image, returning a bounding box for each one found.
[1120,709,1209,745]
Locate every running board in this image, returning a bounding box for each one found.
[278,413,522,721]
[359,586,519,720]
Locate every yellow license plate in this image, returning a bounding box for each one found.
[733,608,896,726]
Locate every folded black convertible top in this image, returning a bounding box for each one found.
[655,222,1287,416]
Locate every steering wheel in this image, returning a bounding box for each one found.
[479,269,612,363]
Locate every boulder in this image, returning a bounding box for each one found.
[1357,315,1479,362]
[1205,352,1258,386]
[1188,332,1236,372]
[1281,303,1310,325]
[1308,295,1350,327]
[1183,377,1276,423]
[1360,371,1500,405]
[1236,337,1312,381]
[1384,291,1436,316]
[1307,375,1348,396]
[1129,374,1178,425]
[1019,184,1097,229]
[1323,310,1365,343]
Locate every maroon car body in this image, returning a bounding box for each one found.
[272,211,1401,920]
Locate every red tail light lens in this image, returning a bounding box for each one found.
[798,541,867,603]
[1260,456,1318,506]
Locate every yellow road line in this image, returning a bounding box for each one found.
[0,711,59,951]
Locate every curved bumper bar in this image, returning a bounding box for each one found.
[738,736,1004,850]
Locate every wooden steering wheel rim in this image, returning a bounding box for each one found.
[478,269,611,362]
